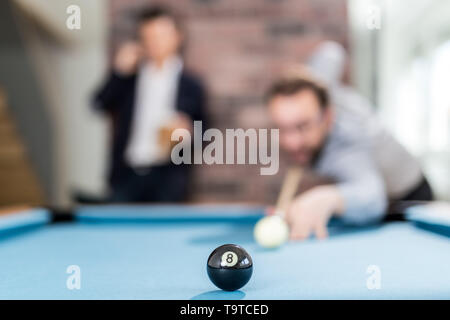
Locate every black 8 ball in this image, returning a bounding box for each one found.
[207,244,253,291]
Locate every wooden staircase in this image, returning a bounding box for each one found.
[0,88,45,208]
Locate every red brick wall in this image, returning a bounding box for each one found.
[108,0,349,204]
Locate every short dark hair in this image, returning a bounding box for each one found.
[266,75,329,110]
[136,5,181,30]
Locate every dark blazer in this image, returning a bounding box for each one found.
[93,69,206,188]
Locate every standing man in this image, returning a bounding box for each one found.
[93,6,206,202]
[266,72,432,240]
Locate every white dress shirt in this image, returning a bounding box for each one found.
[125,56,183,167]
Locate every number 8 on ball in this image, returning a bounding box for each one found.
[221,251,238,267]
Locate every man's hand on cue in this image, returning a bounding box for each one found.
[287,185,344,240]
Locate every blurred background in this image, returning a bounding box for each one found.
[0,0,449,208]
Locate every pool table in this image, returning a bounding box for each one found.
[0,204,449,299]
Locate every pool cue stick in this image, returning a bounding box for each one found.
[274,167,304,219]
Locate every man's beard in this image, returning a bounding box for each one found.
[290,142,327,167]
[310,143,326,166]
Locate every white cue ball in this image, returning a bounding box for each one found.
[254,215,289,248]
